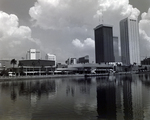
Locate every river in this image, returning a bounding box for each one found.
[0,74,150,120]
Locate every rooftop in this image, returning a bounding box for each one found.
[94,24,113,30]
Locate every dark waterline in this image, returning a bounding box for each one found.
[0,74,150,120]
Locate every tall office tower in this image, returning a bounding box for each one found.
[26,49,41,60]
[113,36,121,62]
[94,24,115,64]
[45,53,56,66]
[120,17,140,65]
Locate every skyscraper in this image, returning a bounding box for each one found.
[94,24,115,63]
[120,17,140,65]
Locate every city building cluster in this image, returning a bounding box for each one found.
[0,16,149,76]
[94,17,140,65]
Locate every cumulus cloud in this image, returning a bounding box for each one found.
[30,0,140,30]
[139,8,150,58]
[29,0,97,30]
[72,38,94,49]
[0,11,40,59]
[29,0,142,62]
[95,0,140,18]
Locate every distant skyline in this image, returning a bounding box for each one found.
[0,0,149,63]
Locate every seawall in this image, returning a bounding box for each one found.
[0,74,85,82]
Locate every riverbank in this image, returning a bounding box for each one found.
[0,74,85,82]
[0,71,150,82]
[115,71,150,75]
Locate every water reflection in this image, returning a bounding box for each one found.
[0,74,150,119]
[96,75,145,120]
[66,85,74,96]
[97,80,116,119]
[122,76,133,120]
[1,80,56,102]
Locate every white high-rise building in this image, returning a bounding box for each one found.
[26,49,41,60]
[120,17,140,65]
[45,53,56,66]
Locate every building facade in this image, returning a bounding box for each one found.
[26,49,41,60]
[45,54,56,66]
[120,17,140,65]
[18,60,55,75]
[141,58,150,65]
[77,55,89,64]
[65,58,77,65]
[94,24,115,64]
[113,36,121,62]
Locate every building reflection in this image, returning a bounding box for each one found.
[0,75,147,119]
[66,85,74,97]
[18,80,56,98]
[122,76,133,120]
[0,80,56,103]
[66,78,92,97]
[11,83,17,101]
[97,80,116,119]
[97,75,144,120]
[140,74,150,87]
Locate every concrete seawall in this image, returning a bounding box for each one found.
[0,74,85,82]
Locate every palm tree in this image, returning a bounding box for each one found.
[10,59,17,72]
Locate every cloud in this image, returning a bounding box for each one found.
[139,8,150,58]
[29,0,97,30]
[0,11,40,59]
[95,0,140,18]
[29,0,142,62]
[30,0,140,30]
[72,38,94,49]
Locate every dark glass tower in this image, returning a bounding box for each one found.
[94,24,115,63]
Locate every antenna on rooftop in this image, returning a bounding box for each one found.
[102,11,104,24]
[99,11,104,24]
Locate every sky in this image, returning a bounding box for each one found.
[0,0,149,63]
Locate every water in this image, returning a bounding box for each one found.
[0,74,150,120]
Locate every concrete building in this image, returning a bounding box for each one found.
[26,49,41,60]
[65,55,89,65]
[113,36,121,62]
[120,17,140,65]
[77,55,89,64]
[141,58,150,65]
[45,54,56,66]
[18,60,55,75]
[65,58,77,65]
[94,24,115,64]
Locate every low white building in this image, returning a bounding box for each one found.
[45,54,56,66]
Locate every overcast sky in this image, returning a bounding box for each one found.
[0,0,149,63]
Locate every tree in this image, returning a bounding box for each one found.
[10,59,17,72]
[133,62,137,66]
